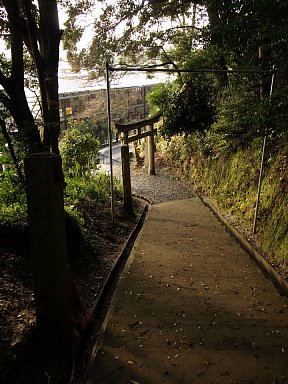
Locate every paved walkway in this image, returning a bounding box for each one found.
[84,197,288,384]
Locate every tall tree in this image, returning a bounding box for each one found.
[0,0,62,154]
[0,1,85,342]
[62,0,205,74]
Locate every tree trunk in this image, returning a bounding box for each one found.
[206,1,229,89]
[1,1,86,346]
[9,79,43,152]
[23,0,62,154]
[1,0,42,153]
[39,0,62,154]
[0,118,25,182]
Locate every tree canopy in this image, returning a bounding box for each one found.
[63,0,288,75]
[63,1,205,73]
[61,0,288,142]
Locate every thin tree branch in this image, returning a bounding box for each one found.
[0,118,25,183]
[166,24,203,32]
[98,0,147,33]
[0,70,9,90]
[0,88,13,119]
[22,0,48,119]
[156,45,182,79]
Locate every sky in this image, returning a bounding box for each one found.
[58,2,100,52]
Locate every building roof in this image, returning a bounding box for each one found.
[58,61,170,95]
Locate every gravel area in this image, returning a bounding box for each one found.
[131,167,195,203]
[110,164,195,204]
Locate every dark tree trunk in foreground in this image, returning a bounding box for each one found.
[0,0,86,344]
[1,0,42,152]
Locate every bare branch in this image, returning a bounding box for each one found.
[166,24,203,32]
[0,117,25,183]
[22,0,48,114]
[0,70,9,90]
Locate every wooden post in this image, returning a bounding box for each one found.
[105,62,115,226]
[144,136,149,170]
[24,153,71,345]
[121,133,133,213]
[147,124,155,175]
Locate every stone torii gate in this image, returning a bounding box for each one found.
[113,110,162,213]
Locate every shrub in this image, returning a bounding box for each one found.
[0,170,27,225]
[147,74,216,138]
[211,82,288,153]
[64,173,122,204]
[60,121,100,177]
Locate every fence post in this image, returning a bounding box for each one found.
[147,124,155,175]
[24,153,71,345]
[121,133,133,213]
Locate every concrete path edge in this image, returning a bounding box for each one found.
[199,194,288,298]
[56,200,149,384]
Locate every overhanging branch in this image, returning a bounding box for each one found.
[108,63,284,74]
[167,24,203,32]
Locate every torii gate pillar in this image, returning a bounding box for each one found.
[114,111,162,212]
[121,132,133,213]
[147,124,155,175]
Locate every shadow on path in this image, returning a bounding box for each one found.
[84,198,288,384]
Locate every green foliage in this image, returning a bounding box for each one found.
[63,171,123,259]
[268,85,288,142]
[147,82,176,115]
[64,203,87,268]
[0,131,8,163]
[62,1,205,72]
[205,0,288,70]
[0,127,27,225]
[258,152,288,260]
[166,76,215,136]
[147,71,216,137]
[0,124,29,172]
[211,86,263,152]
[147,48,222,138]
[65,173,122,204]
[0,54,11,77]
[62,0,288,88]
[0,170,27,225]
[59,120,100,176]
[210,79,288,153]
[94,117,109,145]
[65,204,85,227]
